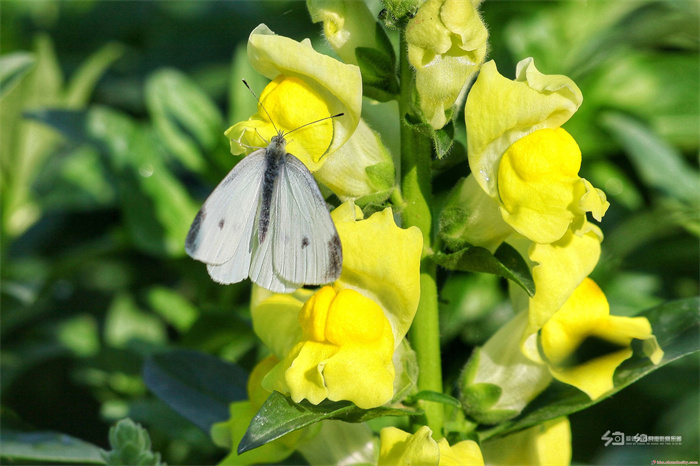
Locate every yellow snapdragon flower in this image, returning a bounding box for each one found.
[465,58,608,245]
[407,0,488,129]
[307,0,383,66]
[226,24,362,172]
[252,202,422,409]
[226,25,395,201]
[540,278,663,399]
[379,426,484,466]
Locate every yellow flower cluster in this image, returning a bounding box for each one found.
[453,57,663,425]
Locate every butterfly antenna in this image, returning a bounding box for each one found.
[242,79,281,135]
[285,113,344,137]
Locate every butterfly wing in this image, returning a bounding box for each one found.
[185,150,266,284]
[247,202,301,293]
[270,153,343,287]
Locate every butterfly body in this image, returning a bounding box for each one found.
[185,130,342,293]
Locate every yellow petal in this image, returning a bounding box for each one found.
[520,225,603,362]
[333,205,423,345]
[246,24,362,158]
[379,426,440,466]
[481,417,571,466]
[438,438,484,466]
[307,0,382,66]
[579,178,610,222]
[251,291,307,359]
[225,75,333,171]
[266,286,396,409]
[541,278,665,399]
[466,58,582,199]
[498,128,590,244]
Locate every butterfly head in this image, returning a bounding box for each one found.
[270,131,287,152]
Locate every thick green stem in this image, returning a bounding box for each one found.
[398,31,444,437]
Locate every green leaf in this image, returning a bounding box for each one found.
[478,297,700,441]
[146,68,225,173]
[228,43,265,124]
[406,390,462,408]
[356,38,399,102]
[433,243,535,297]
[146,286,199,332]
[143,349,248,433]
[0,429,104,464]
[600,111,698,204]
[239,392,420,454]
[105,293,167,348]
[25,106,200,256]
[65,42,123,107]
[0,52,35,98]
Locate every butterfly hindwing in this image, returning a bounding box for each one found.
[248,187,301,293]
[271,153,342,286]
[185,150,266,283]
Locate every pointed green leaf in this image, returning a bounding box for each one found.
[65,42,123,107]
[0,429,104,464]
[146,68,224,173]
[0,52,35,98]
[479,297,700,441]
[229,43,264,124]
[143,349,248,433]
[600,111,698,203]
[407,390,462,408]
[355,35,399,102]
[239,392,420,454]
[433,243,535,297]
[25,106,200,256]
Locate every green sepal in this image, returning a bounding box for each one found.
[365,161,395,191]
[403,112,455,158]
[405,390,462,408]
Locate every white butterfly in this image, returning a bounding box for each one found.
[185,97,343,293]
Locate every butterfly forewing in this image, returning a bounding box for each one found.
[185,150,266,269]
[272,154,342,286]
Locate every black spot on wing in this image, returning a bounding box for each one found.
[185,207,206,253]
[218,218,225,229]
[301,236,310,249]
[326,234,342,280]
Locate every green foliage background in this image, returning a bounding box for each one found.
[1,1,698,464]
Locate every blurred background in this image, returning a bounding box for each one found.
[1,1,698,464]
